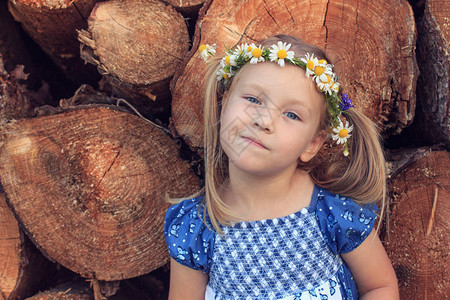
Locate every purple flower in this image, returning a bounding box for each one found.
[339,93,354,111]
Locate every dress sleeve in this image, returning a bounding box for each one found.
[315,189,378,254]
[164,197,215,273]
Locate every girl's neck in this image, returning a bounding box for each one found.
[221,166,315,221]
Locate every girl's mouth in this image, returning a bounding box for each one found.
[242,136,268,149]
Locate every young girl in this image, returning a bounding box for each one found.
[164,35,399,299]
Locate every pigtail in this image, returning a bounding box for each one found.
[312,108,386,212]
[203,57,236,233]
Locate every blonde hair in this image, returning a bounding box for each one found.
[198,35,385,232]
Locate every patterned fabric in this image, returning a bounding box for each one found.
[165,198,214,272]
[205,274,343,300]
[209,207,342,299]
[164,186,378,299]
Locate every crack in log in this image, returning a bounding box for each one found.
[222,25,244,39]
[242,19,258,42]
[85,150,120,203]
[71,1,87,22]
[353,1,360,55]
[106,9,133,33]
[323,0,330,49]
[426,187,439,235]
[232,18,258,46]
[101,150,120,183]
[262,0,280,28]
[284,3,295,24]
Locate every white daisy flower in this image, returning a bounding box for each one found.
[221,54,238,67]
[331,118,354,145]
[316,73,339,95]
[301,53,319,77]
[216,67,233,81]
[248,43,265,64]
[198,44,216,61]
[269,41,295,67]
[316,74,334,93]
[233,43,250,57]
[312,61,334,83]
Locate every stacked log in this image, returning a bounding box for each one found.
[385,149,449,299]
[171,0,418,149]
[0,106,199,281]
[0,0,448,298]
[8,0,102,85]
[78,0,190,116]
[0,193,57,300]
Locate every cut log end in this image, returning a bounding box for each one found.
[385,150,450,299]
[86,0,190,86]
[0,107,199,281]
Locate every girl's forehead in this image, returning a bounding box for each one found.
[231,62,315,94]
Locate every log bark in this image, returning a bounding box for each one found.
[78,0,190,115]
[8,0,102,85]
[385,149,449,299]
[413,0,450,147]
[0,193,57,300]
[0,107,199,281]
[170,0,418,149]
[0,192,22,300]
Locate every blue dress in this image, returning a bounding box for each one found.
[164,185,377,299]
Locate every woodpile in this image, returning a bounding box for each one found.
[0,0,448,299]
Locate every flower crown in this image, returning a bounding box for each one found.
[198,42,354,156]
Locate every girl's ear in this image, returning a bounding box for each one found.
[299,130,327,162]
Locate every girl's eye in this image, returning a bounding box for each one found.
[284,112,299,120]
[246,97,261,104]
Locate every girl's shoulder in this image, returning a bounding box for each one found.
[164,196,215,273]
[312,186,378,254]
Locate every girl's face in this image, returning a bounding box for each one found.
[219,62,326,177]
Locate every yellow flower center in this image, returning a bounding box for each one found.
[339,129,348,138]
[306,60,315,70]
[314,66,325,76]
[252,48,262,58]
[198,45,207,52]
[277,49,287,59]
[224,55,231,66]
[318,59,327,65]
[223,73,229,80]
[247,46,252,52]
[322,74,331,84]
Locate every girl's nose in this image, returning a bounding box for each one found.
[253,114,274,132]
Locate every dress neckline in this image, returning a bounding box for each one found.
[225,184,321,228]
